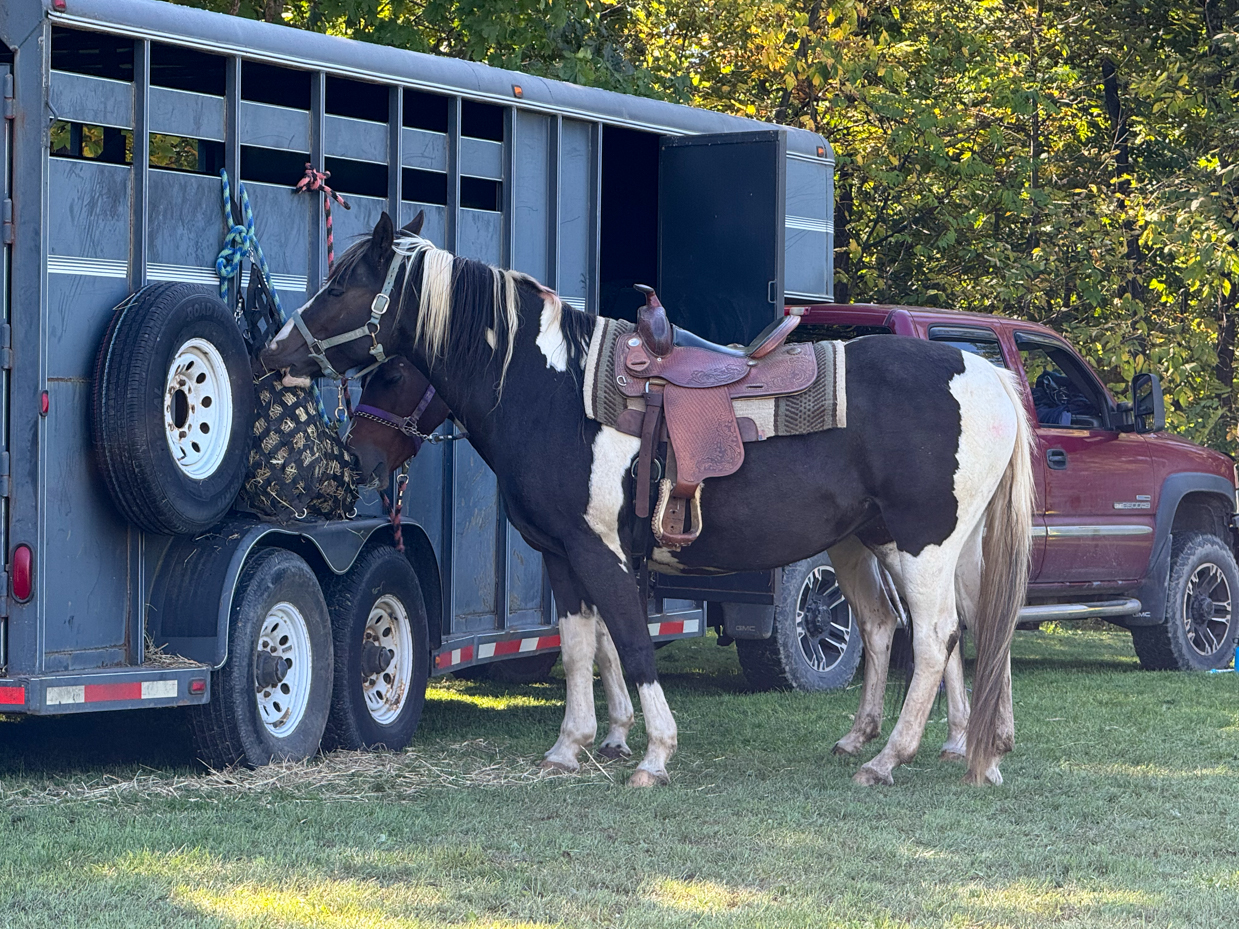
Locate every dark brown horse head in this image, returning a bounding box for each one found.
[348,356,451,486]
[260,210,424,384]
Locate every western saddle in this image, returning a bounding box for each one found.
[618,285,817,549]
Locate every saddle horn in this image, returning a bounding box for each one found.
[635,284,674,358]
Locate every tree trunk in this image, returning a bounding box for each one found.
[263,0,284,23]
[834,176,853,304]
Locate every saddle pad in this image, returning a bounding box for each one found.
[583,314,847,437]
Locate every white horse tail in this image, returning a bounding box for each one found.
[965,366,1035,784]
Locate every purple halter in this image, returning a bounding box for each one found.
[352,383,440,451]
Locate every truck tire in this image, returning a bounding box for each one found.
[321,546,430,752]
[736,552,864,692]
[190,548,333,768]
[1131,531,1239,671]
[93,283,254,535]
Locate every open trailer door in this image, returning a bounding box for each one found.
[658,130,786,345]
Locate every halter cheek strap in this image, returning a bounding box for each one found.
[292,252,405,380]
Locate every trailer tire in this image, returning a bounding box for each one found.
[1131,532,1239,671]
[736,552,863,692]
[93,283,254,535]
[321,546,430,752]
[190,548,333,768]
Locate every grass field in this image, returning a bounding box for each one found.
[1,626,1237,928]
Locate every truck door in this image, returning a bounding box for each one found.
[1014,332,1156,585]
[658,130,786,344]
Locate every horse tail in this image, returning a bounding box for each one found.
[965,365,1034,784]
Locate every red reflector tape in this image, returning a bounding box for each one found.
[0,685,25,706]
[85,682,142,702]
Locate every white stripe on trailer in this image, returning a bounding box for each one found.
[141,680,178,699]
[477,642,496,660]
[46,685,86,705]
[519,637,540,653]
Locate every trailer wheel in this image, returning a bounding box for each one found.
[321,546,430,752]
[736,552,863,692]
[93,283,254,535]
[1131,532,1239,671]
[190,548,333,768]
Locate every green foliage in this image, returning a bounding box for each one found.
[178,0,1239,450]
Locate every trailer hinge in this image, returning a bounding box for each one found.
[3,73,13,120]
[0,576,8,619]
[0,452,9,498]
[1,200,12,246]
[0,324,10,371]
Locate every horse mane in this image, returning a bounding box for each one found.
[337,232,596,395]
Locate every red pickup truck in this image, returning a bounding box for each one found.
[723,303,1239,692]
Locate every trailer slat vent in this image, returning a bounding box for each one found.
[322,156,387,199]
[51,27,133,82]
[150,43,225,96]
[326,76,388,123]
[403,89,449,134]
[402,168,448,206]
[461,100,504,142]
[241,61,311,110]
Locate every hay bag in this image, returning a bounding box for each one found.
[239,372,360,521]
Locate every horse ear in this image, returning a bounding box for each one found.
[370,212,395,261]
[401,210,425,236]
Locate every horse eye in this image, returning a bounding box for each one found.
[327,284,346,298]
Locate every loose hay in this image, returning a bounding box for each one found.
[0,740,623,807]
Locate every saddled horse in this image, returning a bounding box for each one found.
[262,212,1034,786]
[350,353,976,772]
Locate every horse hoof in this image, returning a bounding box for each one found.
[852,765,894,787]
[832,740,860,757]
[962,765,1003,786]
[939,749,966,763]
[597,743,632,760]
[539,758,579,774]
[627,768,669,788]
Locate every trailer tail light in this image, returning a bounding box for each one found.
[11,544,32,602]
[52,0,67,9]
[40,391,49,416]
[189,678,206,695]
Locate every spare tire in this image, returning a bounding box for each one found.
[93,283,254,535]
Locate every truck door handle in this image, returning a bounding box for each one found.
[1046,448,1068,470]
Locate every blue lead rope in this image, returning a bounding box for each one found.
[217,169,334,425]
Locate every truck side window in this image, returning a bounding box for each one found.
[927,326,1006,368]
[1015,335,1107,429]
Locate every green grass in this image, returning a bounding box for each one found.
[2,627,1238,928]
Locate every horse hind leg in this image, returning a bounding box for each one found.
[594,619,635,759]
[827,537,899,757]
[941,522,982,762]
[855,546,960,786]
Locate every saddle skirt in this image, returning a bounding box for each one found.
[583,316,847,443]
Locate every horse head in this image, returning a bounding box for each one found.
[260,210,425,385]
[347,355,451,486]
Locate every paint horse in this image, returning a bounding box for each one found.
[349,354,979,774]
[261,212,1035,787]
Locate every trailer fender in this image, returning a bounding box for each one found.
[148,517,440,667]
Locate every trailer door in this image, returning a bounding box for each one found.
[658,130,786,345]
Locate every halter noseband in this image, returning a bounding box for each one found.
[352,384,440,440]
[291,246,407,380]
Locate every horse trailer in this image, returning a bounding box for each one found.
[0,0,836,762]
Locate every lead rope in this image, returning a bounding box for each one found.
[294,165,350,273]
[217,169,332,426]
[380,469,410,553]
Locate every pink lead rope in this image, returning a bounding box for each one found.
[294,165,350,272]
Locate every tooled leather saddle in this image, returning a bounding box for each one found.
[616,285,817,549]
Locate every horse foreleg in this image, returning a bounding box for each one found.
[594,619,635,759]
[540,607,599,773]
[856,549,957,786]
[827,537,898,757]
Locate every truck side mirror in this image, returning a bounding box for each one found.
[1132,373,1165,434]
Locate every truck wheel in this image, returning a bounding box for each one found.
[190,548,333,767]
[93,283,254,535]
[736,552,864,692]
[321,546,430,751]
[1131,532,1239,671]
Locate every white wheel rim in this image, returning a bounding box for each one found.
[164,337,233,480]
[255,602,313,738]
[362,594,414,725]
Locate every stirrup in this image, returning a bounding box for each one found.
[652,479,703,550]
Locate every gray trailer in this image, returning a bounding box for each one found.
[0,0,839,764]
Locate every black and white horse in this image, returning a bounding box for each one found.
[262,212,1034,786]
